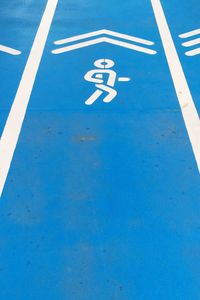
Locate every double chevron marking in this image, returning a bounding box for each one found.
[52,29,157,55]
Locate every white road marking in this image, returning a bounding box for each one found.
[185,48,200,57]
[0,45,21,55]
[0,0,58,198]
[85,90,103,106]
[179,32,200,56]
[179,28,200,39]
[151,0,200,173]
[84,59,129,105]
[182,37,200,47]
[54,29,155,46]
[52,37,157,55]
[118,77,131,82]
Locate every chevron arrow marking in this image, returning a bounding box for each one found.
[52,36,156,55]
[179,28,200,57]
[54,29,155,46]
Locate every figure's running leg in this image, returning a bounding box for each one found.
[96,84,117,103]
[85,89,103,105]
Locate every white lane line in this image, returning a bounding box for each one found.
[185,48,200,57]
[52,37,157,55]
[0,45,21,55]
[54,29,155,46]
[182,37,200,47]
[0,0,58,198]
[179,28,200,39]
[151,0,200,173]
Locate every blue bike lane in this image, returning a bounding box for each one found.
[0,1,200,299]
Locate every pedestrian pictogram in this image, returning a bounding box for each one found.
[84,59,130,105]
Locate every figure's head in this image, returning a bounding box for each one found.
[94,59,115,69]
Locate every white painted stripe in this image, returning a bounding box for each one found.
[54,29,155,46]
[52,37,157,55]
[179,28,200,39]
[0,45,21,55]
[0,0,58,198]
[182,37,200,47]
[185,48,200,56]
[151,0,200,173]
[118,77,131,82]
[53,37,105,53]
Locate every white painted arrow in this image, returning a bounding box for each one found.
[0,44,21,55]
[54,29,155,46]
[52,37,157,55]
[52,29,157,55]
[179,28,200,56]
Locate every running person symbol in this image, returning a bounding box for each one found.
[84,59,130,105]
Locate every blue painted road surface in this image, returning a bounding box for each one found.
[0,1,200,299]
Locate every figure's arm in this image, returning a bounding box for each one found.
[84,70,103,83]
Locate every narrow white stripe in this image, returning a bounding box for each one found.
[52,37,157,55]
[179,28,200,39]
[0,0,58,198]
[104,37,157,55]
[118,77,131,82]
[0,45,21,55]
[185,48,200,56]
[151,0,200,173]
[52,37,107,53]
[182,37,200,47]
[54,29,155,46]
